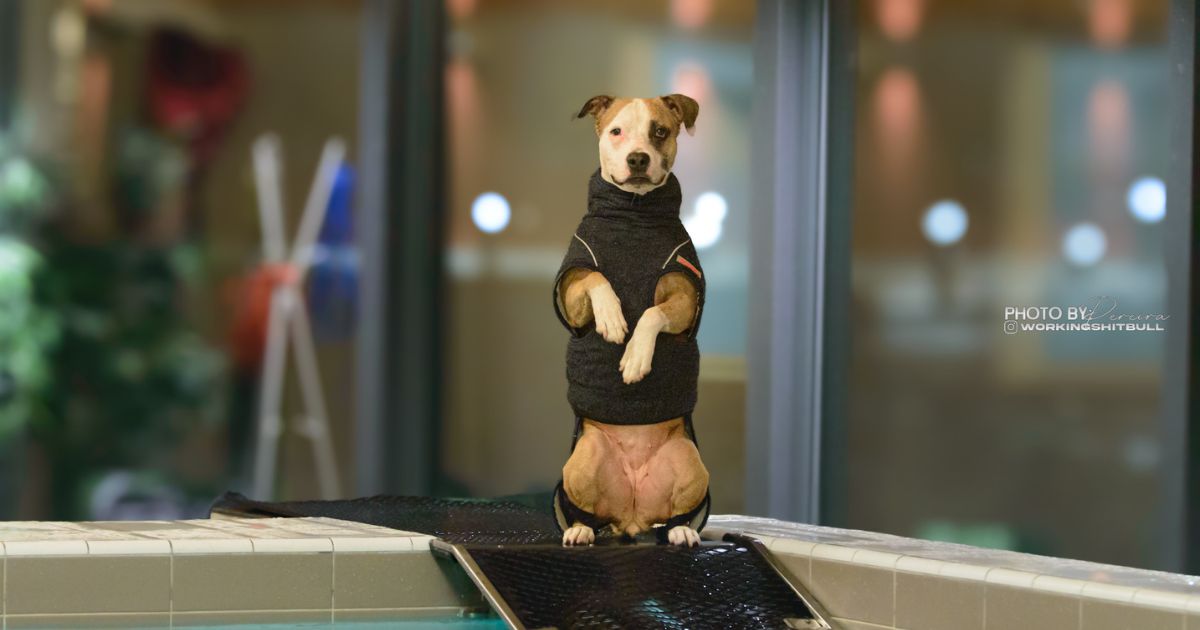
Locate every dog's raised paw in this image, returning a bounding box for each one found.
[619,331,656,384]
[667,525,701,547]
[589,282,627,344]
[562,524,595,546]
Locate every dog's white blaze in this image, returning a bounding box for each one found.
[599,99,670,194]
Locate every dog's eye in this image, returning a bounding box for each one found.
[610,128,621,136]
[654,127,668,139]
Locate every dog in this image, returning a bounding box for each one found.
[553,94,709,547]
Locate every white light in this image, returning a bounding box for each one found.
[1063,222,1107,267]
[921,200,968,246]
[684,216,723,249]
[1127,176,1166,223]
[694,191,727,222]
[685,191,727,249]
[471,192,510,234]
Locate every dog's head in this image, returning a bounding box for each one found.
[576,94,699,195]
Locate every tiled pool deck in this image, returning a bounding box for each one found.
[0,516,481,627]
[709,516,1200,630]
[0,513,1197,629]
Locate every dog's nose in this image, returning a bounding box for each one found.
[626,152,650,172]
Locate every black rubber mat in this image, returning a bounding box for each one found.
[458,541,815,629]
[212,491,567,545]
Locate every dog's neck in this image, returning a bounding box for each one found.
[586,169,682,226]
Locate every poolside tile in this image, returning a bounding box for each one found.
[333,551,483,610]
[273,517,410,537]
[86,539,172,555]
[1081,581,1137,603]
[808,558,895,626]
[1081,599,1184,630]
[4,612,170,628]
[1032,574,1088,596]
[830,619,894,630]
[172,553,332,612]
[3,540,87,557]
[1133,588,1194,613]
[190,518,317,539]
[896,572,984,630]
[852,549,902,569]
[169,537,254,554]
[334,607,485,621]
[985,583,1080,630]
[811,543,859,563]
[250,537,334,553]
[771,536,818,557]
[6,556,170,614]
[329,536,414,553]
[81,520,181,533]
[775,552,811,585]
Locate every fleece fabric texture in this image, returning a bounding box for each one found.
[553,169,705,425]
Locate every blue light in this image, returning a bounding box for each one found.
[921,200,968,246]
[1063,222,1107,267]
[1126,176,1166,223]
[471,192,511,234]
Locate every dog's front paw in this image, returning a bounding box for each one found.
[619,329,656,384]
[562,524,595,546]
[588,282,627,344]
[667,525,701,547]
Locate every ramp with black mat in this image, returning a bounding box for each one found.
[212,492,834,629]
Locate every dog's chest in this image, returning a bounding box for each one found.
[576,217,690,308]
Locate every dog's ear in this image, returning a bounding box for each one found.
[575,95,614,121]
[660,94,699,136]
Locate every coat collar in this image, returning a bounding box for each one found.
[586,169,683,226]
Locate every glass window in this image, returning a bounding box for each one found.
[440,0,754,512]
[1,0,363,519]
[842,0,1171,568]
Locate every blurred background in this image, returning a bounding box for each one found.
[0,0,1186,573]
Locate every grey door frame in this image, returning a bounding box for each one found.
[356,0,446,496]
[745,0,854,524]
[0,0,18,128]
[1163,0,1198,574]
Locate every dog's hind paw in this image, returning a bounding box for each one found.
[667,525,701,547]
[562,524,595,546]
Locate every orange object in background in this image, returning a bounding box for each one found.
[226,264,300,371]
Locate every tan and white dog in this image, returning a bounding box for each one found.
[557,94,709,547]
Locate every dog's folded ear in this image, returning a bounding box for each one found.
[575,95,614,120]
[661,94,700,136]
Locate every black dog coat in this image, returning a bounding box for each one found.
[553,169,705,425]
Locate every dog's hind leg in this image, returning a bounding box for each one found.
[642,432,709,547]
[560,421,633,545]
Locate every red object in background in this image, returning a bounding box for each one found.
[226,265,300,371]
[147,28,249,165]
